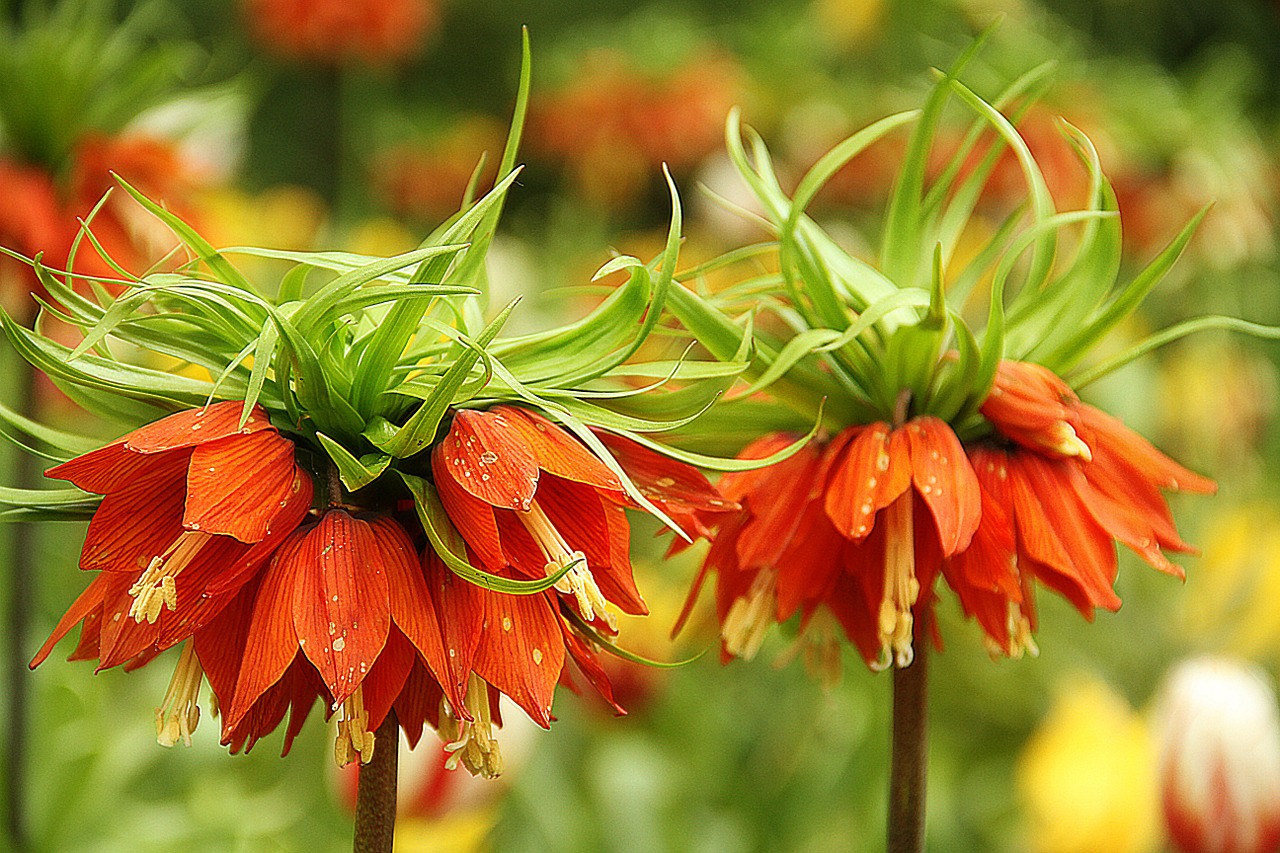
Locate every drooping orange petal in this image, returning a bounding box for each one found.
[422,550,484,715]
[124,401,275,454]
[369,515,451,690]
[203,466,314,598]
[736,440,824,568]
[775,492,846,621]
[824,423,912,541]
[183,430,301,542]
[470,590,564,728]
[717,433,809,503]
[438,408,540,510]
[228,526,310,729]
[432,459,507,571]
[944,475,1022,649]
[500,406,623,492]
[562,624,625,716]
[1005,453,1122,613]
[29,572,112,668]
[360,627,416,735]
[1077,404,1216,494]
[225,656,327,757]
[904,416,982,556]
[1074,464,1187,576]
[95,572,161,670]
[828,534,885,665]
[78,460,187,571]
[293,511,392,704]
[538,477,647,616]
[44,439,164,494]
[192,576,260,711]
[394,659,446,749]
[594,430,737,513]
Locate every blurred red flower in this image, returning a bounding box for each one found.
[243,0,438,65]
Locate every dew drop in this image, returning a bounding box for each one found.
[655,476,676,488]
[532,648,543,665]
[480,451,498,465]
[332,636,346,652]
[501,616,512,631]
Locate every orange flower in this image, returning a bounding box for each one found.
[689,360,1214,668]
[242,0,438,65]
[28,401,313,745]
[956,360,1217,655]
[430,405,733,760]
[686,417,981,671]
[211,510,455,766]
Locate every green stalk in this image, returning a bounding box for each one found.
[352,710,399,853]
[887,612,929,853]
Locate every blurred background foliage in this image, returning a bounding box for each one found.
[2,0,1280,850]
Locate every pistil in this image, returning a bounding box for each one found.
[518,499,614,630]
[155,641,203,747]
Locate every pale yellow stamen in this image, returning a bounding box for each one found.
[722,568,778,661]
[1050,422,1092,461]
[155,641,203,747]
[876,491,920,670]
[128,531,212,623]
[439,674,503,779]
[334,687,376,766]
[985,603,1040,661]
[518,499,615,631]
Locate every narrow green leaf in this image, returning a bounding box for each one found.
[315,432,391,491]
[561,606,705,668]
[397,471,570,593]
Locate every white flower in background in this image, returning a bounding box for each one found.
[1156,656,1280,853]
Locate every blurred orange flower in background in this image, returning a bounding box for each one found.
[242,0,439,65]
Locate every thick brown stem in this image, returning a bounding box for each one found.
[887,612,929,853]
[352,709,399,853]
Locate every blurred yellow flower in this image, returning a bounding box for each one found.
[1017,675,1160,853]
[196,185,327,251]
[1183,504,1280,661]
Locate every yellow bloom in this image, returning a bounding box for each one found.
[1017,675,1160,853]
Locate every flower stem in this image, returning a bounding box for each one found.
[5,355,36,853]
[352,709,399,853]
[887,611,929,853]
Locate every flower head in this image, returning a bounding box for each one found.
[28,401,313,745]
[1156,657,1280,853]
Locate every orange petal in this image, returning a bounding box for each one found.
[775,493,846,621]
[905,416,982,556]
[228,526,310,729]
[438,408,540,510]
[824,423,911,541]
[1077,404,1216,494]
[292,511,392,704]
[125,401,275,454]
[360,628,416,735]
[471,591,564,728]
[432,456,507,570]
[562,624,625,716]
[370,516,452,690]
[500,406,622,492]
[203,466,314,598]
[44,439,160,494]
[422,549,485,715]
[1006,453,1121,613]
[736,439,824,568]
[78,460,187,571]
[183,430,302,543]
[595,430,736,513]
